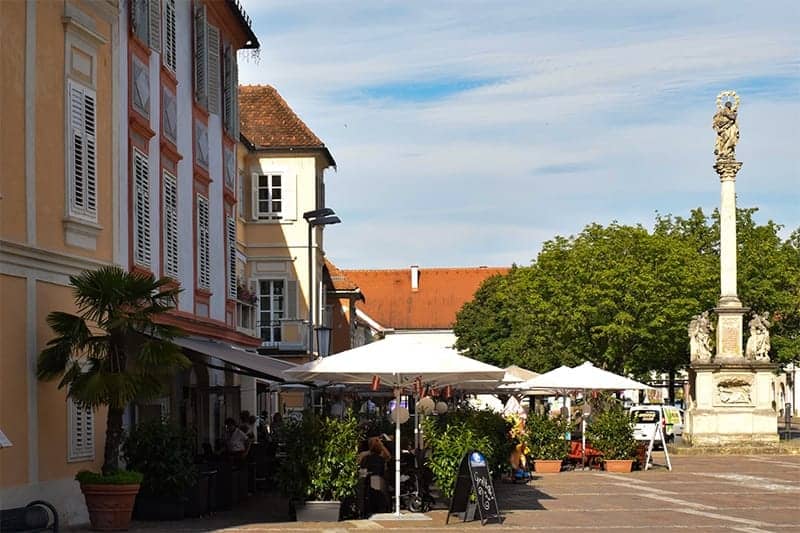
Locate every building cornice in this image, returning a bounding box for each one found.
[0,239,112,285]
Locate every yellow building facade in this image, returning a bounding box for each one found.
[0,0,119,523]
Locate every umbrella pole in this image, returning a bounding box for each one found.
[395,387,401,516]
[582,389,586,469]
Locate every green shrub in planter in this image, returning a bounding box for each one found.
[276,412,362,503]
[421,415,491,500]
[76,470,144,485]
[465,410,515,475]
[122,419,197,498]
[308,415,361,501]
[586,404,637,460]
[525,413,569,460]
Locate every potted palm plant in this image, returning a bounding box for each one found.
[586,404,637,473]
[525,413,568,473]
[37,266,189,530]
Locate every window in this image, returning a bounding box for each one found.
[197,194,210,290]
[226,216,236,299]
[223,147,235,190]
[67,80,97,221]
[163,171,179,278]
[193,3,207,107]
[250,172,296,221]
[207,25,220,114]
[195,120,208,169]
[133,148,152,267]
[131,55,150,117]
[162,86,177,143]
[222,44,238,137]
[162,0,176,72]
[259,280,284,343]
[130,0,161,52]
[253,174,281,220]
[68,398,94,462]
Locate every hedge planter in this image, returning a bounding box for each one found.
[603,460,634,473]
[81,483,140,531]
[534,459,563,473]
[295,500,341,522]
[133,495,185,521]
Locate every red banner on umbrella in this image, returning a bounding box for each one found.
[371,375,381,391]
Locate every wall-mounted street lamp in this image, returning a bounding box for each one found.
[315,326,332,358]
[303,208,340,357]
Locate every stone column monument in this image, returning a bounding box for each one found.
[684,91,779,448]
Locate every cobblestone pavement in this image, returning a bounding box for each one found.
[75,454,800,532]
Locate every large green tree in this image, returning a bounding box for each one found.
[454,208,800,390]
[37,266,190,474]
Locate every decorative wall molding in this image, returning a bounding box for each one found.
[0,239,112,286]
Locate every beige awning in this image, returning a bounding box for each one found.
[174,336,295,382]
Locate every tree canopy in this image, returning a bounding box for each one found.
[453,208,800,378]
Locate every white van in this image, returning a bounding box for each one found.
[630,405,683,445]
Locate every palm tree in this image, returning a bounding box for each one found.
[37,266,190,474]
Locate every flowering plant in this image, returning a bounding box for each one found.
[237,282,258,304]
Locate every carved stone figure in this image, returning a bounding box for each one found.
[713,91,740,161]
[745,312,771,361]
[716,377,752,404]
[689,311,714,362]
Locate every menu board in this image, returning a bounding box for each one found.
[446,450,500,526]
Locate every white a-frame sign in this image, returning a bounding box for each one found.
[644,422,672,471]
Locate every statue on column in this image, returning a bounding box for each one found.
[689,311,714,362]
[713,91,740,161]
[745,312,771,361]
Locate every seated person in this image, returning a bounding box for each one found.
[224,417,250,461]
[359,437,390,514]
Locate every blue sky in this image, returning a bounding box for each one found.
[239,1,800,269]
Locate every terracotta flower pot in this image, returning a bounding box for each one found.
[81,483,140,531]
[534,459,563,473]
[603,460,633,473]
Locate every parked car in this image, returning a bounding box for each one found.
[629,405,683,446]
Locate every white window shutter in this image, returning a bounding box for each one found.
[222,45,233,133]
[163,171,179,278]
[231,48,239,140]
[250,172,259,221]
[207,25,220,115]
[68,398,94,462]
[68,81,97,221]
[282,173,297,221]
[193,3,207,108]
[133,148,152,267]
[227,216,237,299]
[286,280,298,319]
[148,0,160,52]
[197,195,210,290]
[163,0,176,72]
[84,90,97,216]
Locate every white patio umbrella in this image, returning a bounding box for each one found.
[285,334,506,517]
[504,362,652,467]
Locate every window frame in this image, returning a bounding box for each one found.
[253,173,283,221]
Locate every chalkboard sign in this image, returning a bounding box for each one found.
[446,450,501,525]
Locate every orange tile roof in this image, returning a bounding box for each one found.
[324,259,361,293]
[342,267,509,330]
[239,85,335,166]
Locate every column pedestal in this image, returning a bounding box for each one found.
[685,362,779,447]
